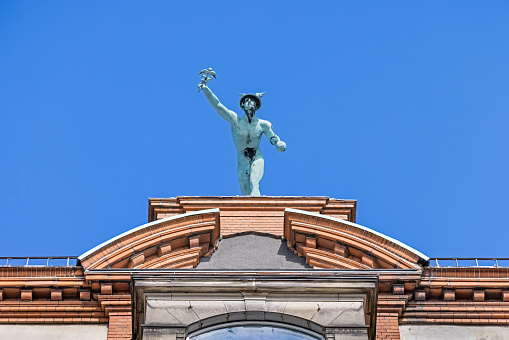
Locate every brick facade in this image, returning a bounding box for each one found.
[0,196,507,340]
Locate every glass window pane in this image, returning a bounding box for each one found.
[190,325,323,340]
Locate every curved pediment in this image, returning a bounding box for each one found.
[284,208,428,270]
[79,209,220,270]
[79,203,428,271]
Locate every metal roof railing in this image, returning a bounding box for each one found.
[2,256,508,268]
[0,256,79,267]
[429,258,509,268]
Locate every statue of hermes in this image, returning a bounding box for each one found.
[198,69,286,196]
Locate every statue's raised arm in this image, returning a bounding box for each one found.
[200,85,237,124]
[197,69,236,124]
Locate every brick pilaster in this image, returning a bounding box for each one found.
[376,312,400,340]
[107,312,132,340]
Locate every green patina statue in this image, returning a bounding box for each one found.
[198,68,286,196]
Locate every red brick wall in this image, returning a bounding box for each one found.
[220,210,284,236]
[107,312,132,340]
[376,312,400,340]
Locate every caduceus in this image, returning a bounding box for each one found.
[197,68,216,92]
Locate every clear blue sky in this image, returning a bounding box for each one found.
[1,1,508,258]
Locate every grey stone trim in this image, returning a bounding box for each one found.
[142,326,186,340]
[325,327,370,340]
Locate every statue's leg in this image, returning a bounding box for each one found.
[249,157,265,196]
[237,159,251,195]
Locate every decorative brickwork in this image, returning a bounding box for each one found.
[285,209,427,270]
[0,300,107,324]
[402,301,509,325]
[148,196,357,231]
[79,209,220,270]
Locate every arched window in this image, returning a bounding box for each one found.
[188,321,324,340]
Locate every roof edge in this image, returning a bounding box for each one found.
[78,208,220,260]
[285,208,429,261]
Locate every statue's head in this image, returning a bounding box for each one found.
[239,93,265,113]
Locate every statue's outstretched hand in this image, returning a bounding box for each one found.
[198,68,215,92]
[276,141,286,152]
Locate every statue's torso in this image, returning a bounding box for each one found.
[230,114,265,154]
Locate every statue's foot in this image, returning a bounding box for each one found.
[249,187,261,196]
